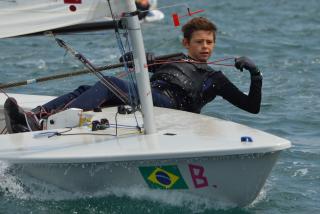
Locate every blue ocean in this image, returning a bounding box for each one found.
[0,0,319,213]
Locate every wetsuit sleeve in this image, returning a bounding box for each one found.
[214,72,262,114]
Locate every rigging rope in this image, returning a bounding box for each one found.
[54,37,129,104]
[106,0,142,128]
[107,0,140,109]
[146,57,236,68]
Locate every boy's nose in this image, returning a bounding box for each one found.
[202,42,209,48]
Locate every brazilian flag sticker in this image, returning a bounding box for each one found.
[139,165,188,189]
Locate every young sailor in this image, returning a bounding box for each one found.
[135,0,151,20]
[4,17,262,133]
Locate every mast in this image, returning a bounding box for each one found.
[123,0,157,134]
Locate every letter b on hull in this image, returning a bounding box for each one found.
[188,164,209,188]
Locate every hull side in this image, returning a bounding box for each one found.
[10,151,280,207]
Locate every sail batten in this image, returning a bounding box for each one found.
[0,0,127,38]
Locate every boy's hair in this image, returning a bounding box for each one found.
[182,17,217,42]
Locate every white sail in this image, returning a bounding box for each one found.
[0,0,128,38]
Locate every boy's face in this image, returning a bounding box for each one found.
[183,30,215,62]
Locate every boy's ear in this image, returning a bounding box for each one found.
[182,38,189,48]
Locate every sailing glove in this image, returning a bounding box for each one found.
[235,56,261,76]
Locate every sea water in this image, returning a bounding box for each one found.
[0,0,319,213]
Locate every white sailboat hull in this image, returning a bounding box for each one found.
[0,93,290,206]
[12,151,279,206]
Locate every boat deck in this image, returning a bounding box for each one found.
[0,93,291,163]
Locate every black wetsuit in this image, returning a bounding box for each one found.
[150,54,262,113]
[40,54,262,114]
